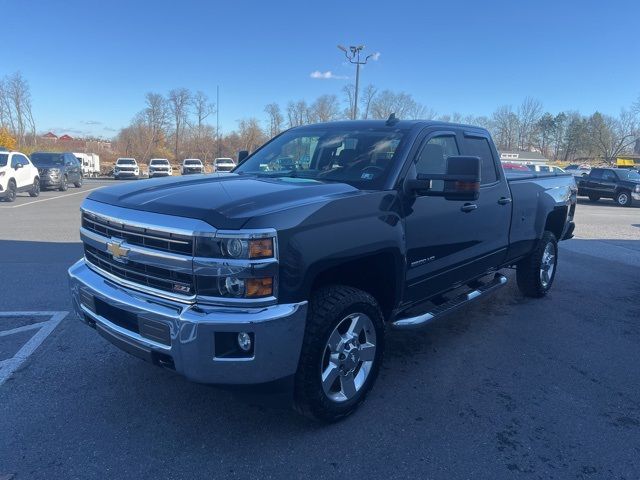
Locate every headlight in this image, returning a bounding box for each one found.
[194,229,278,303]
[195,232,275,259]
[635,185,640,193]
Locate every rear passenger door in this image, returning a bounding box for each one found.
[458,132,512,273]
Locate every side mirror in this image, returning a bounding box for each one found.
[237,150,249,164]
[405,156,481,201]
[15,163,23,170]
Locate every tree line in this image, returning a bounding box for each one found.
[1,70,639,165]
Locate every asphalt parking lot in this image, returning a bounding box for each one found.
[0,182,639,479]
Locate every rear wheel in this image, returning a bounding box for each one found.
[29,178,40,197]
[588,194,600,202]
[4,180,17,202]
[615,190,632,207]
[516,231,558,298]
[59,175,68,191]
[294,285,384,422]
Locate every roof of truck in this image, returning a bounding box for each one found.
[298,119,488,132]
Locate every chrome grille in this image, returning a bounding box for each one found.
[82,211,193,255]
[84,244,194,295]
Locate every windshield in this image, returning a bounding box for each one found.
[0,153,7,167]
[234,126,409,189]
[617,169,640,181]
[215,159,234,165]
[31,153,64,166]
[185,160,201,165]
[150,159,168,165]
[117,159,136,165]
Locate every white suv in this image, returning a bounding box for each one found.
[181,158,204,175]
[0,150,40,202]
[113,158,139,179]
[148,158,173,178]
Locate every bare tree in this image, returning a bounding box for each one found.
[309,94,341,123]
[360,84,377,120]
[490,105,519,150]
[342,84,355,119]
[237,118,267,152]
[264,103,284,137]
[0,72,36,147]
[191,91,215,128]
[168,88,191,160]
[516,97,543,150]
[369,90,426,120]
[286,100,309,128]
[588,110,639,163]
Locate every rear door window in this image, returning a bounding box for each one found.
[462,136,498,184]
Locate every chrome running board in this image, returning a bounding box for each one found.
[390,273,508,330]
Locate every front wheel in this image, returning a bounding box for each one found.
[4,180,17,202]
[294,286,384,422]
[59,175,68,191]
[74,176,83,188]
[615,190,632,207]
[516,231,558,298]
[588,194,600,202]
[29,178,40,197]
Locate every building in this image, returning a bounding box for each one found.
[42,132,58,142]
[58,134,74,141]
[499,150,548,165]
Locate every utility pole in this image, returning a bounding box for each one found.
[337,45,375,120]
[216,85,220,158]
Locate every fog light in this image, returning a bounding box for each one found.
[237,332,252,352]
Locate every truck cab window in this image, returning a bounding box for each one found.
[463,137,498,184]
[602,170,616,181]
[415,135,459,191]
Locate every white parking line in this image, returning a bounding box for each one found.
[2,186,103,209]
[0,311,68,386]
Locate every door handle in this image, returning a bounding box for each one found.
[461,203,478,212]
[498,197,512,205]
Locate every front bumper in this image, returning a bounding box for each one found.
[68,259,307,384]
[114,171,138,178]
[182,169,203,174]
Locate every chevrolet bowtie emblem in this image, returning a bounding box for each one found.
[106,239,130,263]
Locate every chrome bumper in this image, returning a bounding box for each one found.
[68,259,307,384]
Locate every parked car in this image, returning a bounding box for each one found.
[0,150,40,201]
[501,162,530,172]
[113,158,139,179]
[577,167,640,206]
[564,165,591,178]
[525,164,565,174]
[212,157,236,173]
[148,158,173,178]
[68,119,577,422]
[181,158,204,175]
[31,152,83,190]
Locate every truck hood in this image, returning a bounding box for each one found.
[87,174,360,229]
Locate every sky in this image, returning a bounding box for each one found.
[1,0,639,139]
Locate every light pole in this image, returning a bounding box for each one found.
[338,45,374,120]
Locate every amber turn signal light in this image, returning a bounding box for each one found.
[249,238,274,259]
[245,277,273,298]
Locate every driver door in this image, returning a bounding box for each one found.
[11,153,30,188]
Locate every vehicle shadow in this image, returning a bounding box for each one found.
[576,197,639,208]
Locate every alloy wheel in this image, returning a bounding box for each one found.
[321,312,377,403]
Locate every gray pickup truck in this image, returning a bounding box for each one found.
[69,119,577,421]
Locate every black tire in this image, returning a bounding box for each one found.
[4,180,17,202]
[29,178,40,197]
[294,285,384,422]
[516,231,558,298]
[74,176,83,188]
[615,190,632,207]
[588,195,600,202]
[59,175,68,191]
